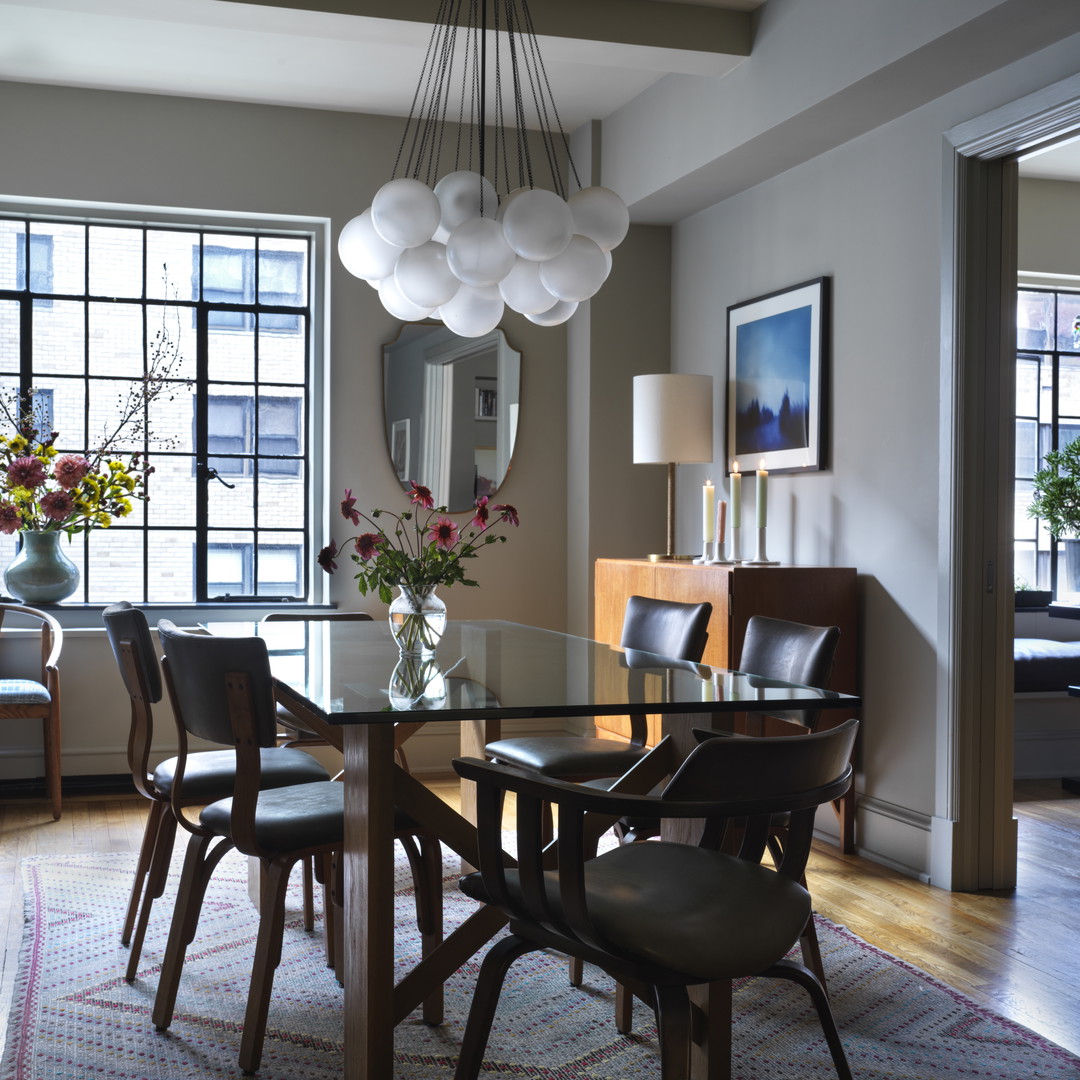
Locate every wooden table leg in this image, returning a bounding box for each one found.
[342,722,396,1080]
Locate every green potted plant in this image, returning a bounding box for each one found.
[1028,437,1080,595]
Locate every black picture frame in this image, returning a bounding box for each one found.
[726,277,829,474]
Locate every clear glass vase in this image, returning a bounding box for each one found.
[388,656,448,711]
[387,584,446,657]
[3,530,80,604]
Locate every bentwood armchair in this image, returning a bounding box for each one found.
[452,719,859,1080]
[0,602,63,819]
[102,602,331,982]
[153,620,443,1074]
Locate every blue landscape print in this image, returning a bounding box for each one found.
[734,304,811,455]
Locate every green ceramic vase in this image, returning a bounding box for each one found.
[3,530,80,604]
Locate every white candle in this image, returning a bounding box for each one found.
[716,499,726,549]
[730,462,742,529]
[756,460,768,528]
[703,480,715,542]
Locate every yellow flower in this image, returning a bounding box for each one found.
[8,436,27,454]
[116,499,133,517]
[95,512,112,528]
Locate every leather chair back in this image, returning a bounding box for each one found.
[157,620,278,747]
[621,594,711,662]
[103,600,163,705]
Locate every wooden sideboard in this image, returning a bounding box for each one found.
[594,557,860,850]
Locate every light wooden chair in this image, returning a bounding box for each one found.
[0,602,63,819]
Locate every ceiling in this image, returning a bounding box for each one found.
[1018,132,1080,181]
[0,0,762,131]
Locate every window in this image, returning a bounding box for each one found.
[0,214,315,604]
[1014,287,1080,598]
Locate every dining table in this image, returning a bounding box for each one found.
[203,616,861,1080]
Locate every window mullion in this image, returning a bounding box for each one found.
[194,302,210,602]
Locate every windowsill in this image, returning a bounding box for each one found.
[2,601,337,631]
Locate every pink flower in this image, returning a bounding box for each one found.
[317,540,339,573]
[0,503,21,535]
[470,496,490,530]
[354,533,383,561]
[409,482,434,510]
[494,503,519,527]
[53,454,91,490]
[40,490,75,522]
[341,488,360,525]
[7,456,47,489]
[429,516,459,551]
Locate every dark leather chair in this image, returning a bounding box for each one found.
[0,602,62,819]
[484,594,712,780]
[151,620,443,1074]
[102,602,331,982]
[452,719,859,1080]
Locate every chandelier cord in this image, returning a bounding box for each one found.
[518,0,580,195]
[392,0,452,181]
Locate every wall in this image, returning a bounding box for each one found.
[598,4,1080,878]
[0,79,569,785]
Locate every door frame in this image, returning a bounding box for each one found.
[939,74,1080,890]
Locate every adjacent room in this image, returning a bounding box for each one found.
[2,1,1080,1078]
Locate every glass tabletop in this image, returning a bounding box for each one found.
[203,618,860,725]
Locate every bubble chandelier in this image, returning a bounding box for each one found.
[337,0,630,337]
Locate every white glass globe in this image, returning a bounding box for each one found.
[568,186,630,252]
[440,284,504,337]
[499,257,558,314]
[538,234,608,302]
[378,273,434,322]
[371,178,441,249]
[526,299,578,326]
[446,217,516,287]
[337,209,402,282]
[496,186,528,223]
[394,241,460,309]
[501,188,574,261]
[433,171,498,243]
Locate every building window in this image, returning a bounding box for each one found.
[0,214,314,604]
[1015,287,1080,598]
[203,394,302,478]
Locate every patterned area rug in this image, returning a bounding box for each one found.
[4,847,1080,1080]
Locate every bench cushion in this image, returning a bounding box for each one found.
[1014,638,1080,693]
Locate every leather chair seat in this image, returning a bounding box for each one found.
[484,736,649,779]
[200,781,420,855]
[152,747,329,802]
[461,840,810,981]
[0,678,51,705]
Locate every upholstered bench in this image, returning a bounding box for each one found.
[1014,638,1080,788]
[1014,637,1080,692]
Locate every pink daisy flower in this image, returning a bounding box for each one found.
[429,516,459,551]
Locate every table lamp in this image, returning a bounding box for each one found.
[632,373,713,561]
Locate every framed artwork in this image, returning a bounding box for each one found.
[475,377,497,420]
[391,418,411,481]
[726,277,829,473]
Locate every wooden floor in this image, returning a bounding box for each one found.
[2,780,1079,1061]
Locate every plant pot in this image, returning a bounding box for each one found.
[1014,589,1052,609]
[387,584,447,657]
[3,530,80,604]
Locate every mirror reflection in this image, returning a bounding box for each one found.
[383,323,521,511]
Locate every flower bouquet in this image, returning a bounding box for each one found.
[318,482,519,655]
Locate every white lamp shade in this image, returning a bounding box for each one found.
[632,373,713,464]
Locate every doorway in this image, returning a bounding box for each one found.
[945,74,1080,891]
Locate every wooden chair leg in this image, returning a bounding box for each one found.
[43,710,62,820]
[615,979,635,1034]
[123,798,165,945]
[799,913,827,990]
[567,955,583,986]
[769,959,852,1080]
[301,855,315,932]
[238,858,295,1075]
[655,984,695,1080]
[454,935,538,1080]
[400,833,445,1024]
[152,832,233,1031]
[125,805,178,982]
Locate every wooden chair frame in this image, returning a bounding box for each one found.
[0,602,63,819]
